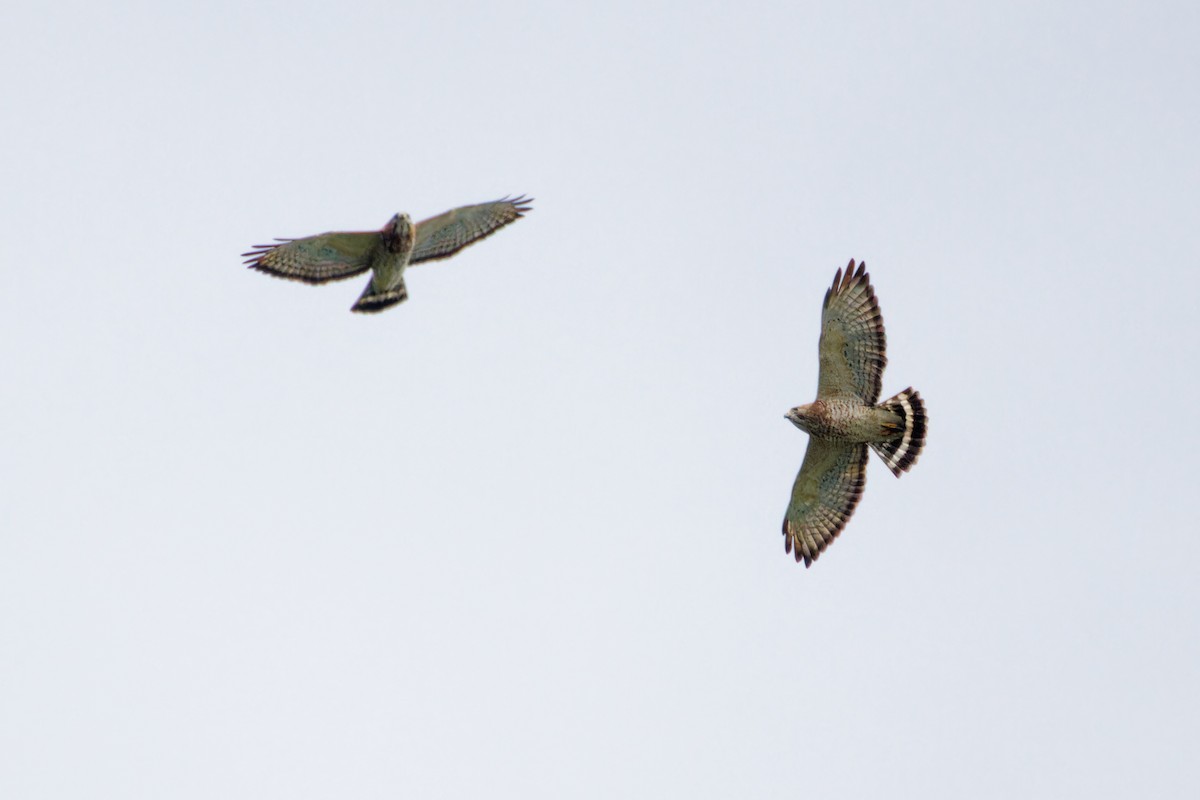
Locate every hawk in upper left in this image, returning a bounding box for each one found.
[782,260,928,568]
[243,196,532,313]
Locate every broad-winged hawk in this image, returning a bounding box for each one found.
[782,260,928,567]
[243,196,532,313]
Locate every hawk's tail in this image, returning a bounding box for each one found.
[871,388,926,477]
[351,279,408,314]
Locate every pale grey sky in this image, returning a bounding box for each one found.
[2,1,1198,797]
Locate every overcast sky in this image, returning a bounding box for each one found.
[2,1,1198,797]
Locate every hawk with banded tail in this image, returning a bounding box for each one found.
[243,196,532,313]
[782,260,927,567]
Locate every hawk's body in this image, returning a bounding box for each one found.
[791,398,904,442]
[243,196,532,313]
[352,212,416,312]
[782,260,927,567]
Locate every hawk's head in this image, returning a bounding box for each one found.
[382,213,415,254]
[785,404,815,434]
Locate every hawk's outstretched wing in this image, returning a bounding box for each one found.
[410,196,532,265]
[242,232,377,284]
[783,440,868,567]
[816,260,887,404]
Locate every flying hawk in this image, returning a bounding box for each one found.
[243,196,532,313]
[782,260,927,567]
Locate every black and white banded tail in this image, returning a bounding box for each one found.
[871,388,927,477]
[351,280,408,314]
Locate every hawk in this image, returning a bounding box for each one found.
[782,260,927,567]
[243,196,532,313]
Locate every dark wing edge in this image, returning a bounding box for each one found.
[782,441,869,568]
[409,194,534,265]
[818,258,887,403]
[241,232,377,285]
[242,239,323,283]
